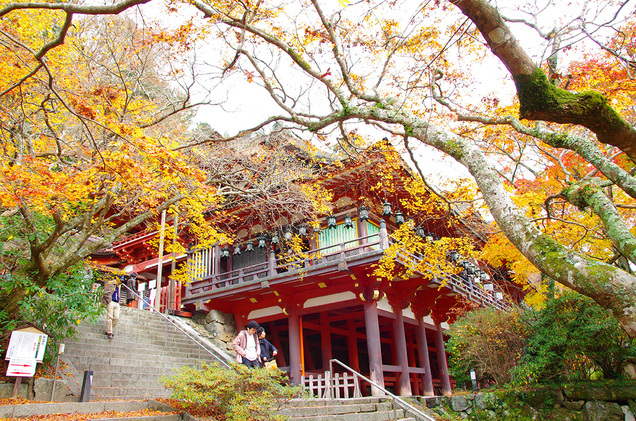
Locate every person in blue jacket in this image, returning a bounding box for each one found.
[257,326,278,368]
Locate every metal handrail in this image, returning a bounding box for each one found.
[329,359,436,421]
[119,282,231,369]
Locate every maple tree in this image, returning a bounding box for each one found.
[2,0,636,338]
[0,6,328,344]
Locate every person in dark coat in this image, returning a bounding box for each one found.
[257,326,278,367]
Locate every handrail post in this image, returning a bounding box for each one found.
[379,221,389,250]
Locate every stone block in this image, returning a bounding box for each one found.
[33,377,73,402]
[583,400,624,421]
[0,380,29,399]
[474,393,499,410]
[623,405,636,421]
[564,400,585,411]
[450,395,469,412]
[565,384,636,401]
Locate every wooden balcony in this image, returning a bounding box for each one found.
[182,231,511,312]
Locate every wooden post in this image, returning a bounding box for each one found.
[346,319,360,372]
[379,220,389,249]
[363,299,385,395]
[155,210,167,310]
[392,307,412,396]
[289,303,302,385]
[434,318,452,397]
[320,312,332,371]
[415,314,435,396]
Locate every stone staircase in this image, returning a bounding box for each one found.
[60,306,232,400]
[278,397,420,420]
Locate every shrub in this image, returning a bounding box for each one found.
[446,306,526,387]
[513,292,636,383]
[160,362,302,421]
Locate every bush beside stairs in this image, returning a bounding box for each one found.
[60,306,232,400]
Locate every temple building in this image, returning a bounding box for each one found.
[98,133,518,397]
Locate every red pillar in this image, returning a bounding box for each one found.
[363,299,385,395]
[288,303,302,385]
[434,318,452,397]
[346,319,360,372]
[415,314,435,396]
[320,311,332,371]
[391,304,412,396]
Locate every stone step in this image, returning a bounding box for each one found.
[58,307,234,401]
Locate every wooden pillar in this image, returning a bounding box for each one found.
[363,298,385,395]
[434,318,452,397]
[288,302,302,385]
[415,314,435,396]
[320,311,332,371]
[357,216,369,245]
[234,313,246,332]
[270,324,287,367]
[390,302,412,397]
[346,319,360,372]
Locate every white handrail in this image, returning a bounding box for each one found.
[329,359,436,421]
[120,282,231,369]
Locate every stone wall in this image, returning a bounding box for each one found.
[421,384,636,421]
[191,309,237,355]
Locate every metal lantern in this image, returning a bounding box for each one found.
[473,269,482,283]
[221,247,230,258]
[327,214,337,229]
[448,250,459,263]
[425,232,435,243]
[344,214,353,229]
[395,210,405,226]
[271,234,279,244]
[298,225,308,236]
[233,245,241,255]
[382,202,393,216]
[359,205,369,221]
[416,227,426,238]
[466,263,476,275]
[258,235,267,248]
[245,242,254,252]
[284,229,293,240]
[480,271,490,282]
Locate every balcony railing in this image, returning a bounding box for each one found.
[184,231,511,310]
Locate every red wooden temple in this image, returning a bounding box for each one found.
[100,137,517,397]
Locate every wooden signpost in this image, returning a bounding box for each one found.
[5,325,49,399]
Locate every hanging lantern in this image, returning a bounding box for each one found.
[258,235,267,248]
[473,269,482,283]
[382,202,393,216]
[466,263,476,275]
[448,250,459,262]
[271,234,279,244]
[221,247,230,258]
[284,229,293,240]
[416,227,426,238]
[245,242,254,252]
[233,245,241,255]
[327,215,337,229]
[298,225,308,236]
[395,210,405,226]
[359,205,369,221]
[480,271,490,282]
[425,232,435,243]
[344,214,353,229]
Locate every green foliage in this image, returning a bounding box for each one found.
[0,265,103,362]
[160,362,302,421]
[446,307,526,387]
[447,292,636,390]
[513,292,636,384]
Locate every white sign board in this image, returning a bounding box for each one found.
[6,358,37,377]
[5,330,48,363]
